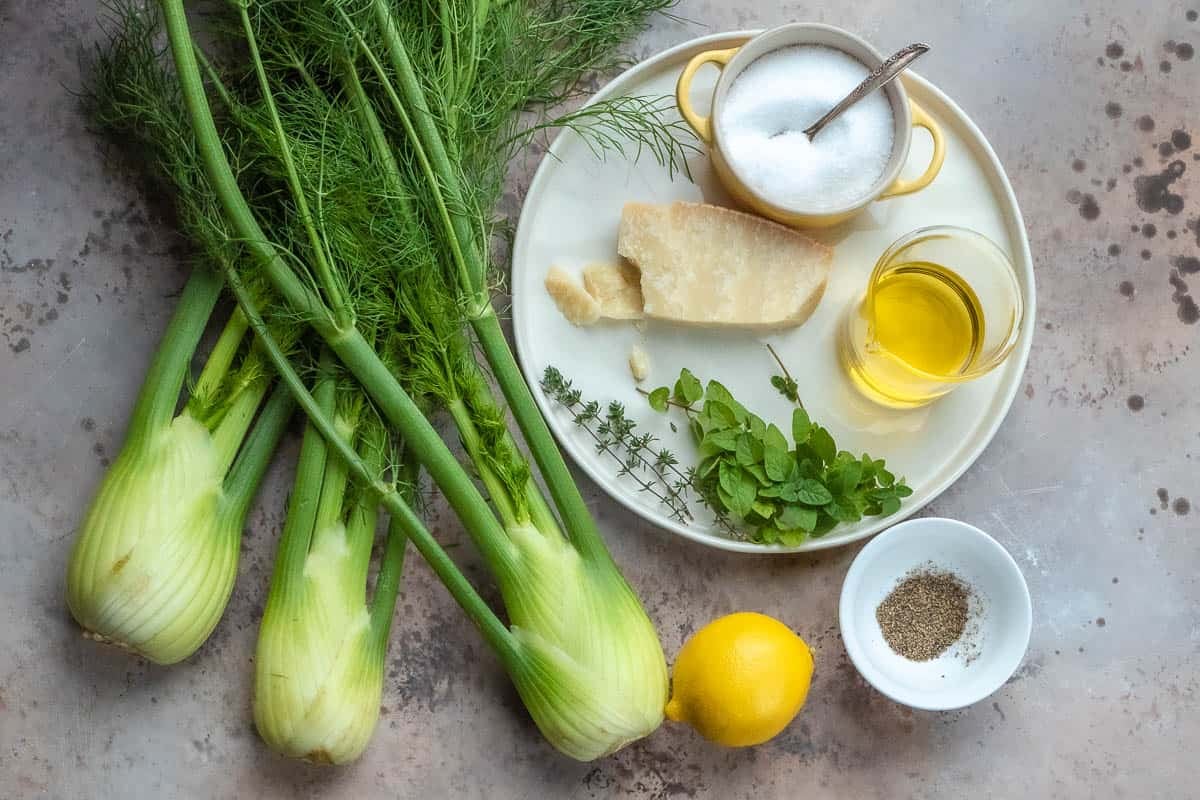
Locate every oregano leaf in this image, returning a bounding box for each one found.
[763,444,792,482]
[792,407,811,444]
[648,386,669,413]
[674,368,703,405]
[777,505,817,532]
[795,479,833,506]
[810,425,836,465]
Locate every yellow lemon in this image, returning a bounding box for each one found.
[664,612,814,747]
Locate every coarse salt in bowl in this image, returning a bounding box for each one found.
[718,44,896,211]
[676,23,947,227]
[838,518,1032,710]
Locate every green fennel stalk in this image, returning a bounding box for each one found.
[333,0,683,563]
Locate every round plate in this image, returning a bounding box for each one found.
[512,31,1035,553]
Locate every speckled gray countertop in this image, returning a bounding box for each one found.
[2,1,1198,798]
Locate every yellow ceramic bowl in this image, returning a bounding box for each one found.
[676,23,946,229]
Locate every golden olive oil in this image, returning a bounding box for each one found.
[840,262,985,407]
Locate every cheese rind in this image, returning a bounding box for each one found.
[583,261,644,319]
[544,266,600,326]
[617,202,832,329]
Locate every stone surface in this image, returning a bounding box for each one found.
[2,1,1198,798]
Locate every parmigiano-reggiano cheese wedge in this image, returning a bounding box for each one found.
[617,202,832,329]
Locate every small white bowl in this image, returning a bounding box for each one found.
[839,518,1032,710]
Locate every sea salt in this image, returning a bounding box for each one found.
[718,45,896,211]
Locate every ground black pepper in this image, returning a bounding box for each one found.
[876,569,971,661]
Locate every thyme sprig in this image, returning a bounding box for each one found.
[541,367,739,534]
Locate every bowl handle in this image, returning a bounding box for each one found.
[879,100,946,199]
[675,47,740,143]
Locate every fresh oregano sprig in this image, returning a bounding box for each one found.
[645,366,912,546]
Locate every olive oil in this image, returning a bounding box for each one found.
[871,264,983,374]
[840,262,985,407]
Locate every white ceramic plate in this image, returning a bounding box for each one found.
[512,31,1035,553]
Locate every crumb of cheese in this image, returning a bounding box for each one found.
[545,266,600,326]
[628,344,650,382]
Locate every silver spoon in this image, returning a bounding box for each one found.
[803,43,930,140]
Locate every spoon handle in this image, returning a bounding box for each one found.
[803,43,930,140]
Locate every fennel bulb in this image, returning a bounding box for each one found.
[67,413,237,664]
[253,379,407,765]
